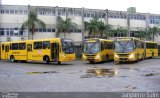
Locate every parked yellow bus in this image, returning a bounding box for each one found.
[82,38,114,63]
[145,41,158,58]
[114,37,145,63]
[0,38,75,64]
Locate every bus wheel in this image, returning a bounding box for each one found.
[142,53,145,60]
[151,53,154,58]
[135,54,139,63]
[58,61,61,65]
[89,61,94,64]
[45,56,50,64]
[10,56,15,62]
[106,55,109,63]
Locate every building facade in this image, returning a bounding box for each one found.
[0,5,160,44]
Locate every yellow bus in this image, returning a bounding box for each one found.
[0,38,75,64]
[114,37,145,63]
[145,41,158,58]
[82,38,114,63]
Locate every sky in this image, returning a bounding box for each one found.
[2,0,160,14]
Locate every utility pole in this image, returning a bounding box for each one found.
[55,6,58,38]
[127,11,131,37]
[81,7,85,41]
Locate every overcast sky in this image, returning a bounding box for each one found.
[2,0,160,14]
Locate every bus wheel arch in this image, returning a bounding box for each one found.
[43,55,50,64]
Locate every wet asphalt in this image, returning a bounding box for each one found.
[0,59,160,92]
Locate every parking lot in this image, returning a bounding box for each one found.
[0,59,160,92]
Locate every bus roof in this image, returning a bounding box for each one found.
[84,38,113,42]
[0,38,73,44]
[145,41,158,44]
[115,37,143,41]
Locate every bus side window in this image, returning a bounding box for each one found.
[146,43,149,49]
[43,41,50,49]
[101,42,105,51]
[34,42,42,49]
[12,43,18,50]
[2,44,4,50]
[19,43,26,50]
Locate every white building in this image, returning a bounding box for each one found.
[0,5,160,44]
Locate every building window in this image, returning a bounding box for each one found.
[52,29,55,32]
[47,29,51,32]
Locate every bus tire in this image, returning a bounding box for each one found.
[89,61,94,64]
[151,53,154,58]
[106,55,109,63]
[135,54,139,63]
[58,61,61,65]
[44,56,50,64]
[10,55,15,62]
[142,53,145,60]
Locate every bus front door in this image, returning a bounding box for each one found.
[5,45,9,60]
[27,44,32,60]
[51,43,59,61]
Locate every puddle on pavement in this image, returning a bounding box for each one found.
[26,71,58,74]
[144,73,160,76]
[81,68,118,78]
[125,85,137,89]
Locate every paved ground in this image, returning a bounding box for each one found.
[0,59,160,92]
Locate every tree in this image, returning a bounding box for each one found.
[136,28,147,40]
[22,10,46,39]
[98,22,112,38]
[56,16,77,38]
[148,25,160,41]
[114,26,127,37]
[84,18,100,37]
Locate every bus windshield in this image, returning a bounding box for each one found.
[115,41,134,53]
[83,42,100,54]
[61,39,74,54]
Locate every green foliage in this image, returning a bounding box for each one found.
[148,25,160,41]
[21,10,46,39]
[85,18,112,38]
[56,16,77,37]
[113,26,127,37]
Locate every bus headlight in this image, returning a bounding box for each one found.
[129,53,134,58]
[62,53,66,57]
[114,54,119,58]
[83,54,86,59]
[95,54,100,59]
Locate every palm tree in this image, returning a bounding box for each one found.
[21,10,46,40]
[98,22,112,38]
[148,25,160,41]
[84,18,100,37]
[56,16,77,38]
[114,26,127,37]
[136,29,147,40]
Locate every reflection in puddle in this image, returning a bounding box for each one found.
[26,71,58,74]
[81,68,118,78]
